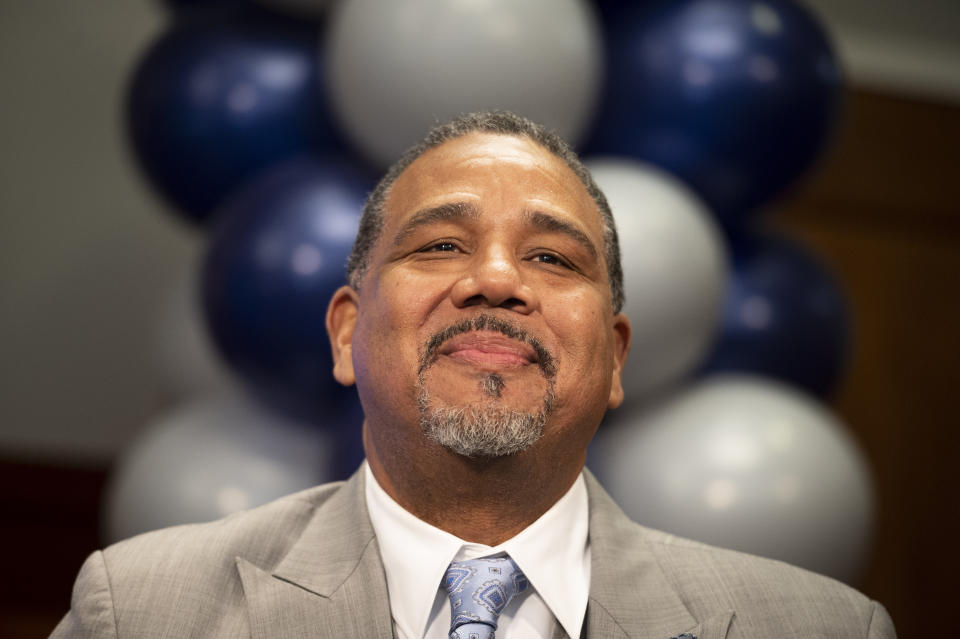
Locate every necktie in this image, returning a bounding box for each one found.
[442,556,528,639]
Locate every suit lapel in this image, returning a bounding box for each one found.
[583,470,733,639]
[681,611,736,639]
[235,466,734,639]
[238,469,395,639]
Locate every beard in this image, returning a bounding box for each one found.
[417,315,557,458]
[418,380,555,458]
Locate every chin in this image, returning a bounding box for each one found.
[418,397,548,459]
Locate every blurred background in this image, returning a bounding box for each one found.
[1,0,958,636]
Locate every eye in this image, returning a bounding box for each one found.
[421,241,459,253]
[532,252,573,269]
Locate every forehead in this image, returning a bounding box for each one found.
[383,133,601,233]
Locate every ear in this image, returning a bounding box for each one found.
[607,312,632,409]
[326,285,359,386]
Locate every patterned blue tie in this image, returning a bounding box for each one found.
[442,556,529,639]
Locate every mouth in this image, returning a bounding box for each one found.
[439,332,538,369]
[419,314,557,379]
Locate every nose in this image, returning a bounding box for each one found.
[449,244,538,313]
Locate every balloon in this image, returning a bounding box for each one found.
[153,250,239,399]
[585,0,843,221]
[102,394,338,543]
[163,0,247,9]
[586,158,728,400]
[201,158,369,419]
[699,232,850,397]
[127,8,343,221]
[252,0,331,20]
[593,375,875,584]
[164,0,328,20]
[326,0,602,167]
[590,0,635,25]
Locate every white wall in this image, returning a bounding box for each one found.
[0,2,200,465]
[805,0,960,103]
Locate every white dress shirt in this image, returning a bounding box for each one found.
[364,463,591,639]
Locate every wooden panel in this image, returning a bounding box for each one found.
[771,88,960,638]
[0,458,107,636]
[781,89,960,236]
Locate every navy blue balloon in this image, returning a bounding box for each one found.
[586,0,843,221]
[162,1,246,9]
[591,0,646,25]
[202,158,370,420]
[128,8,342,221]
[699,233,851,397]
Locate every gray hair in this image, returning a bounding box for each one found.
[346,111,624,313]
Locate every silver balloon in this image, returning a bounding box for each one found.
[587,158,728,401]
[326,0,603,167]
[102,395,337,543]
[594,375,876,584]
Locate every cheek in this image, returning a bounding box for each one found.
[547,293,614,393]
[356,272,446,370]
[551,288,610,351]
[351,292,422,423]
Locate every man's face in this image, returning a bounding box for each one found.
[329,133,629,462]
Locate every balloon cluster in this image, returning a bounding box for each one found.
[584,0,868,585]
[106,0,874,584]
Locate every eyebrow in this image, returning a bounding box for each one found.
[523,209,599,262]
[392,201,600,263]
[393,201,481,245]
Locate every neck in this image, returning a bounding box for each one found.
[364,424,585,545]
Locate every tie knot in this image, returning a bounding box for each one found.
[442,556,528,639]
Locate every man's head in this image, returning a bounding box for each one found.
[326,111,630,476]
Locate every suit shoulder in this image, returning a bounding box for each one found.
[635,525,889,637]
[101,481,343,597]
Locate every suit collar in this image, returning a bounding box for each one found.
[271,468,377,595]
[238,469,395,639]
[583,469,734,639]
[236,465,732,639]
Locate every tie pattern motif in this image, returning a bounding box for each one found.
[442,556,528,639]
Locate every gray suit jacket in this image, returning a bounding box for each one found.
[52,468,895,638]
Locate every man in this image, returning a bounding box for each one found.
[53,112,895,638]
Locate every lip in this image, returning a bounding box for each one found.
[439,332,537,369]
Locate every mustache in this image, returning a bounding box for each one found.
[418,314,557,378]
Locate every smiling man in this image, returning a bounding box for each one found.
[53,112,894,639]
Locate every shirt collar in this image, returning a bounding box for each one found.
[493,473,591,639]
[365,462,590,639]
